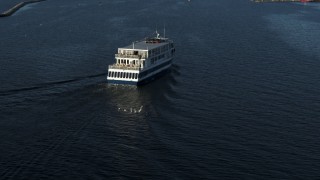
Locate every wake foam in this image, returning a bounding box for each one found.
[0,73,107,96]
[117,106,143,114]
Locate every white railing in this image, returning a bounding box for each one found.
[115,54,148,59]
[115,54,147,59]
[109,64,141,70]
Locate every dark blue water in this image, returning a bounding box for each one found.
[1,0,320,179]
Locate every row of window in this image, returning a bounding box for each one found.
[117,59,145,67]
[149,44,170,56]
[118,59,130,65]
[139,59,172,78]
[117,59,139,65]
[151,54,166,64]
[108,71,138,79]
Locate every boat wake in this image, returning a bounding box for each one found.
[0,73,107,96]
[117,106,143,114]
[102,85,146,115]
[171,64,181,75]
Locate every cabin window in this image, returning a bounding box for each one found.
[125,73,128,78]
[135,73,138,79]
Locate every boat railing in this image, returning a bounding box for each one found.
[108,64,141,70]
[115,54,147,59]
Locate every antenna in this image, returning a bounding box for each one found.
[133,42,134,49]
[163,24,166,38]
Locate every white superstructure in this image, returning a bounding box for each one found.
[107,32,175,85]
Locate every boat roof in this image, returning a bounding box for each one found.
[120,38,170,51]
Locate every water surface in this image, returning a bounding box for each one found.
[0,0,320,179]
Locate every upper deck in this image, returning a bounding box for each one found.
[119,38,171,51]
[110,33,174,71]
[116,36,173,61]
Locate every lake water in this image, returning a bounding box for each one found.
[1,0,320,179]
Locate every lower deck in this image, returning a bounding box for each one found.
[107,71,139,80]
[107,59,172,85]
[107,67,171,86]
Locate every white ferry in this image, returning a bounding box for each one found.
[107,31,175,85]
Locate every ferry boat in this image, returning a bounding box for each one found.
[107,31,175,85]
